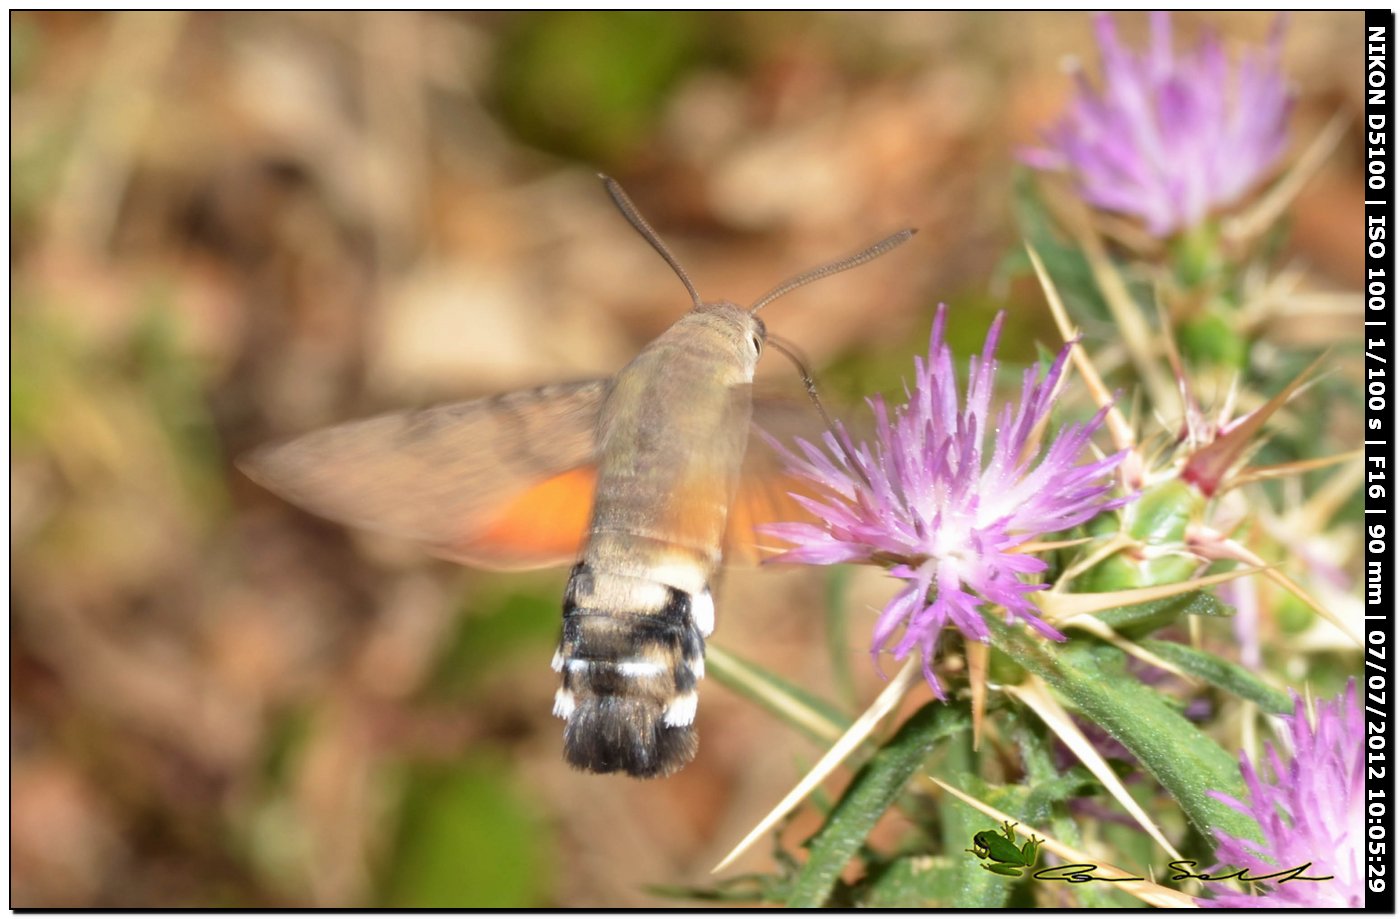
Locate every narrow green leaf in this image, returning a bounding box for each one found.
[1022,768,1101,822]
[987,622,1261,846]
[939,774,1027,907]
[1139,640,1294,714]
[1013,723,1125,908]
[1021,723,1153,907]
[787,703,966,908]
[934,732,993,887]
[1095,589,1232,636]
[1015,718,1074,819]
[707,644,849,745]
[857,855,960,907]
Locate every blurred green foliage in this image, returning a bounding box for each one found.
[379,756,551,908]
[428,582,562,699]
[492,11,719,164]
[11,305,68,451]
[819,291,1051,408]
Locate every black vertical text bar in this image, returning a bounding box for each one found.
[1366,8,1395,914]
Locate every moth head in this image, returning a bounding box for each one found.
[677,301,766,379]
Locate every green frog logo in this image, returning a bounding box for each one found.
[966,821,1043,877]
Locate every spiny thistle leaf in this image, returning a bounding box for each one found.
[786,703,968,907]
[1004,677,1182,860]
[984,619,1260,844]
[713,658,920,873]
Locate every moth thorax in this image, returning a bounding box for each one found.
[551,560,713,778]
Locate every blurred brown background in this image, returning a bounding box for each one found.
[10,11,1363,907]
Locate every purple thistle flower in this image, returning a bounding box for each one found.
[1202,684,1363,907]
[762,305,1126,695]
[1023,12,1293,237]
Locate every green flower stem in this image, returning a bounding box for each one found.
[824,567,859,709]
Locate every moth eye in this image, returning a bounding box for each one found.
[749,317,766,357]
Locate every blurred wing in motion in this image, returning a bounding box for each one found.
[240,380,608,570]
[723,396,832,566]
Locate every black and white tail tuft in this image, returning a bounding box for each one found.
[552,561,712,778]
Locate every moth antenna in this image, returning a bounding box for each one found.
[748,228,916,315]
[599,174,704,310]
[765,333,874,489]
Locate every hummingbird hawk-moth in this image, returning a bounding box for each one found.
[242,176,913,778]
